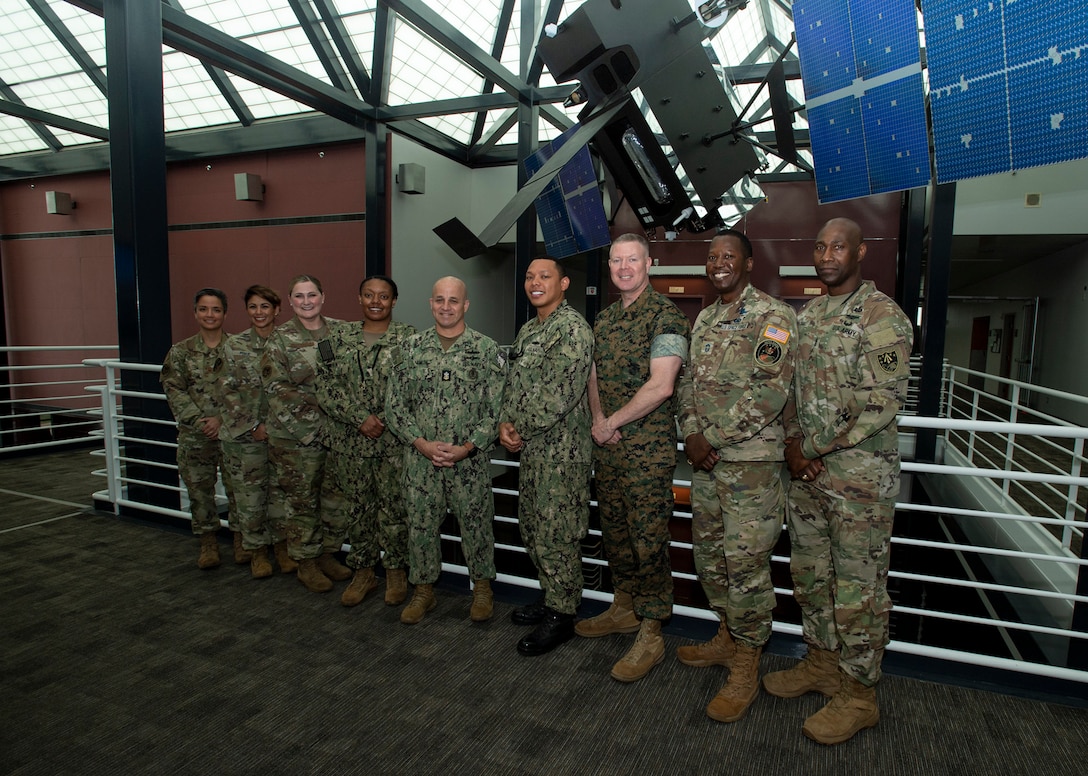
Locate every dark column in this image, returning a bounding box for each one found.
[104,0,176,511]
[915,182,956,462]
[365,120,389,277]
[1070,536,1088,669]
[898,188,925,341]
[513,0,539,333]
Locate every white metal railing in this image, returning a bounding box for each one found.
[0,345,118,454]
[80,358,1088,686]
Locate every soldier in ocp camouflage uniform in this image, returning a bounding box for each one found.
[499,258,593,656]
[675,230,796,723]
[161,288,229,570]
[385,276,505,625]
[762,217,914,746]
[261,274,350,594]
[315,275,416,608]
[218,284,292,579]
[579,233,690,684]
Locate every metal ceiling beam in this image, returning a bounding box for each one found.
[526,0,565,86]
[380,85,571,121]
[28,0,108,96]
[370,3,394,106]
[287,0,352,93]
[67,0,380,128]
[0,86,63,151]
[313,0,372,97]
[469,0,515,145]
[0,97,109,142]
[383,0,531,100]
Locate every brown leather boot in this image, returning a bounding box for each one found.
[705,643,762,723]
[575,589,640,638]
[762,647,841,698]
[400,584,436,624]
[197,533,220,570]
[802,674,879,745]
[470,579,493,622]
[384,568,408,605]
[340,567,378,606]
[611,619,665,682]
[317,552,352,581]
[232,531,252,564]
[249,545,273,579]
[296,557,333,593]
[677,620,736,668]
[273,541,298,573]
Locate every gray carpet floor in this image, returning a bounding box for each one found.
[1,449,1086,775]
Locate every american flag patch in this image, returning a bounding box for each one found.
[762,324,790,344]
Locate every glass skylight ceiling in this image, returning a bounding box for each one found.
[0,0,807,176]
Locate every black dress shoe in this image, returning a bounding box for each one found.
[517,609,575,656]
[511,597,547,625]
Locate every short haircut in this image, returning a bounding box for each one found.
[359,274,399,298]
[530,256,566,279]
[289,274,323,295]
[714,229,753,258]
[244,284,280,308]
[612,232,650,254]
[193,287,228,312]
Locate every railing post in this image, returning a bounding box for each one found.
[1064,437,1084,551]
[99,363,122,513]
[1003,385,1021,497]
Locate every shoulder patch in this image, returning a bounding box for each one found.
[755,340,783,367]
[762,324,790,345]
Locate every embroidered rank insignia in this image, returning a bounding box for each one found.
[762,324,790,344]
[702,342,713,354]
[442,369,452,381]
[876,349,899,374]
[755,340,783,366]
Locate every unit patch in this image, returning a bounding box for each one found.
[875,348,900,374]
[755,340,783,367]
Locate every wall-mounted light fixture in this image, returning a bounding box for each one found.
[397,163,425,195]
[46,191,74,215]
[234,173,264,201]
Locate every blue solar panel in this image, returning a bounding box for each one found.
[524,125,612,260]
[794,0,931,203]
[924,0,1088,182]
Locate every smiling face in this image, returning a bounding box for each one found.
[429,276,469,336]
[246,294,279,337]
[524,258,568,319]
[706,234,752,304]
[359,278,396,325]
[813,218,866,295]
[289,280,324,325]
[194,294,225,334]
[608,238,652,302]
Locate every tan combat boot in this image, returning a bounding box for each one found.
[677,620,736,668]
[762,647,841,698]
[340,567,378,606]
[802,674,879,745]
[611,619,665,682]
[296,557,333,593]
[705,643,762,722]
[232,531,252,564]
[197,533,220,570]
[273,540,297,573]
[401,584,436,624]
[385,568,408,605]
[317,552,352,581]
[575,589,640,638]
[470,579,493,622]
[249,545,273,579]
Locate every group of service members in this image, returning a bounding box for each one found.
[161,217,912,747]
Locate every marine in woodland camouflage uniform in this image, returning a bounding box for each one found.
[385,278,504,590]
[316,315,416,573]
[499,260,593,618]
[262,291,345,562]
[768,217,913,745]
[591,241,689,623]
[677,231,796,651]
[161,289,228,537]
